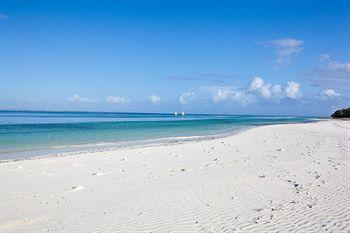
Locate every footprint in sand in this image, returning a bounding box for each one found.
[170,152,180,157]
[92,172,110,176]
[69,185,85,193]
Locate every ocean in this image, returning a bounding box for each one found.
[0,111,319,160]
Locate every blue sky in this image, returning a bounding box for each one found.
[1,0,349,116]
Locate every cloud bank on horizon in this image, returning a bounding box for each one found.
[1,1,349,116]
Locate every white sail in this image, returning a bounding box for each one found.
[174,111,178,116]
[181,111,185,116]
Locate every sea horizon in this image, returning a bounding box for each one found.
[0,109,328,118]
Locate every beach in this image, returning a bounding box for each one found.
[1,120,349,232]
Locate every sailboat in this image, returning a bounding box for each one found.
[174,111,178,116]
[181,111,185,116]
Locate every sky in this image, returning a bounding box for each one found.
[1,0,349,116]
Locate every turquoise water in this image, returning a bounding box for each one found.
[0,111,318,160]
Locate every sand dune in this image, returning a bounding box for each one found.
[1,120,349,232]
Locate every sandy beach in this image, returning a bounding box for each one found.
[1,120,349,232]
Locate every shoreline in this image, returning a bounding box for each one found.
[1,120,349,232]
[0,119,323,163]
[0,125,250,163]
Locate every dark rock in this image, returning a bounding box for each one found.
[331,107,350,118]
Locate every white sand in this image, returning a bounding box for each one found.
[1,120,349,232]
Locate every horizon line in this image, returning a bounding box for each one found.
[0,108,328,118]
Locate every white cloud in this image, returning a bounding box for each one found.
[319,54,350,71]
[230,90,254,106]
[322,89,340,98]
[212,88,234,102]
[248,77,286,100]
[202,86,254,106]
[149,94,161,104]
[308,54,350,88]
[203,77,302,106]
[285,81,302,99]
[260,85,272,99]
[248,77,271,99]
[179,92,196,104]
[271,84,283,96]
[69,94,96,103]
[269,38,303,66]
[106,96,129,104]
[248,77,264,91]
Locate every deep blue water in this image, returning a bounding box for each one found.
[0,111,318,160]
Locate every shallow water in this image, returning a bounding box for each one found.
[0,111,319,160]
